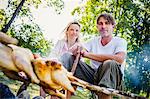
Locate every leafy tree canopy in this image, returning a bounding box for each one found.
[72,0,150,97]
[0,0,64,56]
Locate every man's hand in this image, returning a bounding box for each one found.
[33,53,41,59]
[80,49,88,57]
[18,71,28,80]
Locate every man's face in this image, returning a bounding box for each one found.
[97,17,114,37]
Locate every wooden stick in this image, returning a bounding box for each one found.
[40,87,46,98]
[17,81,30,96]
[67,46,81,99]
[70,76,148,99]
[71,46,81,74]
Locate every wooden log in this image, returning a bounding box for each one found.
[70,75,148,99]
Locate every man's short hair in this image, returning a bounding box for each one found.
[97,13,116,25]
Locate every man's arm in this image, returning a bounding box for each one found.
[81,50,126,64]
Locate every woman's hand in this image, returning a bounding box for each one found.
[69,43,82,55]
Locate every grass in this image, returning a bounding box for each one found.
[0,71,93,99]
[2,71,148,99]
[0,71,40,98]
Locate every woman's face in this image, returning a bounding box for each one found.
[66,24,80,41]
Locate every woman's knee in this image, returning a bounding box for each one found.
[60,53,74,70]
[61,53,72,59]
[60,53,74,62]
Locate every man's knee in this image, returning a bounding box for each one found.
[103,60,113,67]
[102,60,119,69]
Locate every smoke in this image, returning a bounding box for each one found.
[125,43,150,93]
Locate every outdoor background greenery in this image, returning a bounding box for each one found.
[0,0,149,98]
[71,0,150,97]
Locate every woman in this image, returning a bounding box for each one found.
[43,21,81,99]
[49,21,81,61]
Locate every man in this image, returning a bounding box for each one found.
[61,13,127,99]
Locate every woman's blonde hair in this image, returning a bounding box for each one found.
[60,21,81,42]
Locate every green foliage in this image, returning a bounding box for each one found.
[22,0,64,13]
[72,87,93,99]
[0,0,64,56]
[8,23,52,56]
[0,9,6,30]
[45,0,64,14]
[72,0,150,97]
[0,72,40,98]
